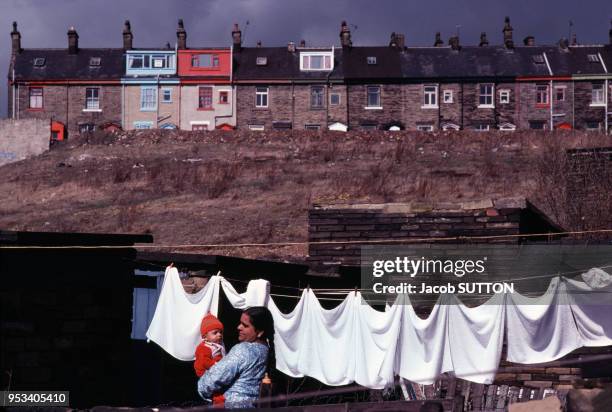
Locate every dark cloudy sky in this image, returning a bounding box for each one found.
[2,0,611,117]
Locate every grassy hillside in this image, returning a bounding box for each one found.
[1,129,610,260]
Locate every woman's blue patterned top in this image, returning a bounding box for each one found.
[197,341,268,409]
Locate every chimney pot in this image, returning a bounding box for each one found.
[559,38,569,50]
[177,18,187,50]
[571,33,577,46]
[434,32,444,47]
[123,20,133,50]
[11,21,22,55]
[340,20,352,48]
[609,19,612,44]
[288,41,295,52]
[394,33,405,49]
[299,39,306,48]
[232,23,242,51]
[257,40,262,47]
[523,36,535,46]
[67,26,79,54]
[479,32,489,47]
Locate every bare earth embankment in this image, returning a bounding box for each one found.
[1,130,610,260]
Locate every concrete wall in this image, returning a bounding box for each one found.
[0,118,50,166]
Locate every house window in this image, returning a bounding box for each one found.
[443,90,453,104]
[529,120,546,130]
[152,55,168,68]
[587,54,600,63]
[198,87,213,109]
[499,90,510,104]
[416,124,434,132]
[536,84,549,106]
[305,124,321,130]
[586,121,601,131]
[162,88,172,103]
[192,124,209,131]
[256,57,268,66]
[128,55,144,68]
[555,86,566,102]
[499,123,517,131]
[134,121,153,129]
[362,124,378,131]
[592,83,605,105]
[29,87,43,109]
[474,124,490,132]
[310,86,324,109]
[300,52,333,71]
[33,57,45,67]
[85,88,100,110]
[532,55,545,64]
[441,123,460,131]
[79,123,96,133]
[423,85,438,108]
[140,87,157,111]
[219,91,229,104]
[255,87,268,108]
[89,57,101,67]
[192,54,219,68]
[248,124,265,131]
[478,84,494,107]
[367,56,377,65]
[330,93,341,106]
[366,86,381,108]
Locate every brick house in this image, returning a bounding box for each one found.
[233,24,347,131]
[8,22,124,138]
[176,20,235,130]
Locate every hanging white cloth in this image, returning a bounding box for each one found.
[505,277,582,364]
[566,277,612,346]
[145,267,221,361]
[268,289,401,389]
[221,278,270,309]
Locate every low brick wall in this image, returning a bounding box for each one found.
[308,199,533,267]
[0,118,49,166]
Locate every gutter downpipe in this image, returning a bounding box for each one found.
[599,52,609,134]
[12,68,16,119]
[550,79,553,131]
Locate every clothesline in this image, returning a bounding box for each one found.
[146,267,612,389]
[2,228,612,249]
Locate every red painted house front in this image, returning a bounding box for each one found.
[177,42,234,130]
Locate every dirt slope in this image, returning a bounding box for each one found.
[1,129,609,260]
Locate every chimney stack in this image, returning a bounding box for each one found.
[559,38,569,51]
[256,40,262,47]
[395,33,405,49]
[11,21,21,56]
[449,36,460,51]
[523,36,535,46]
[479,32,489,47]
[434,32,444,47]
[340,21,352,48]
[300,39,306,48]
[288,41,295,52]
[232,23,242,51]
[571,33,577,46]
[123,20,133,50]
[177,19,187,50]
[67,26,79,54]
[503,16,514,49]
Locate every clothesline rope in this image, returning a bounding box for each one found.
[2,228,612,249]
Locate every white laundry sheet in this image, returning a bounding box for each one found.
[146,268,612,387]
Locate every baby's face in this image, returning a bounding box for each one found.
[204,328,223,344]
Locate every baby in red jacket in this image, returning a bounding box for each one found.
[194,313,226,405]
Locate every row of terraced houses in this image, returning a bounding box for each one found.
[7,18,612,138]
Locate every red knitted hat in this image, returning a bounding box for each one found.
[200,313,223,336]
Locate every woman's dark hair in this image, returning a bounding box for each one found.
[244,306,276,375]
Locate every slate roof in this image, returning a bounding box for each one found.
[233,47,343,81]
[342,46,403,80]
[565,46,608,76]
[12,48,125,81]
